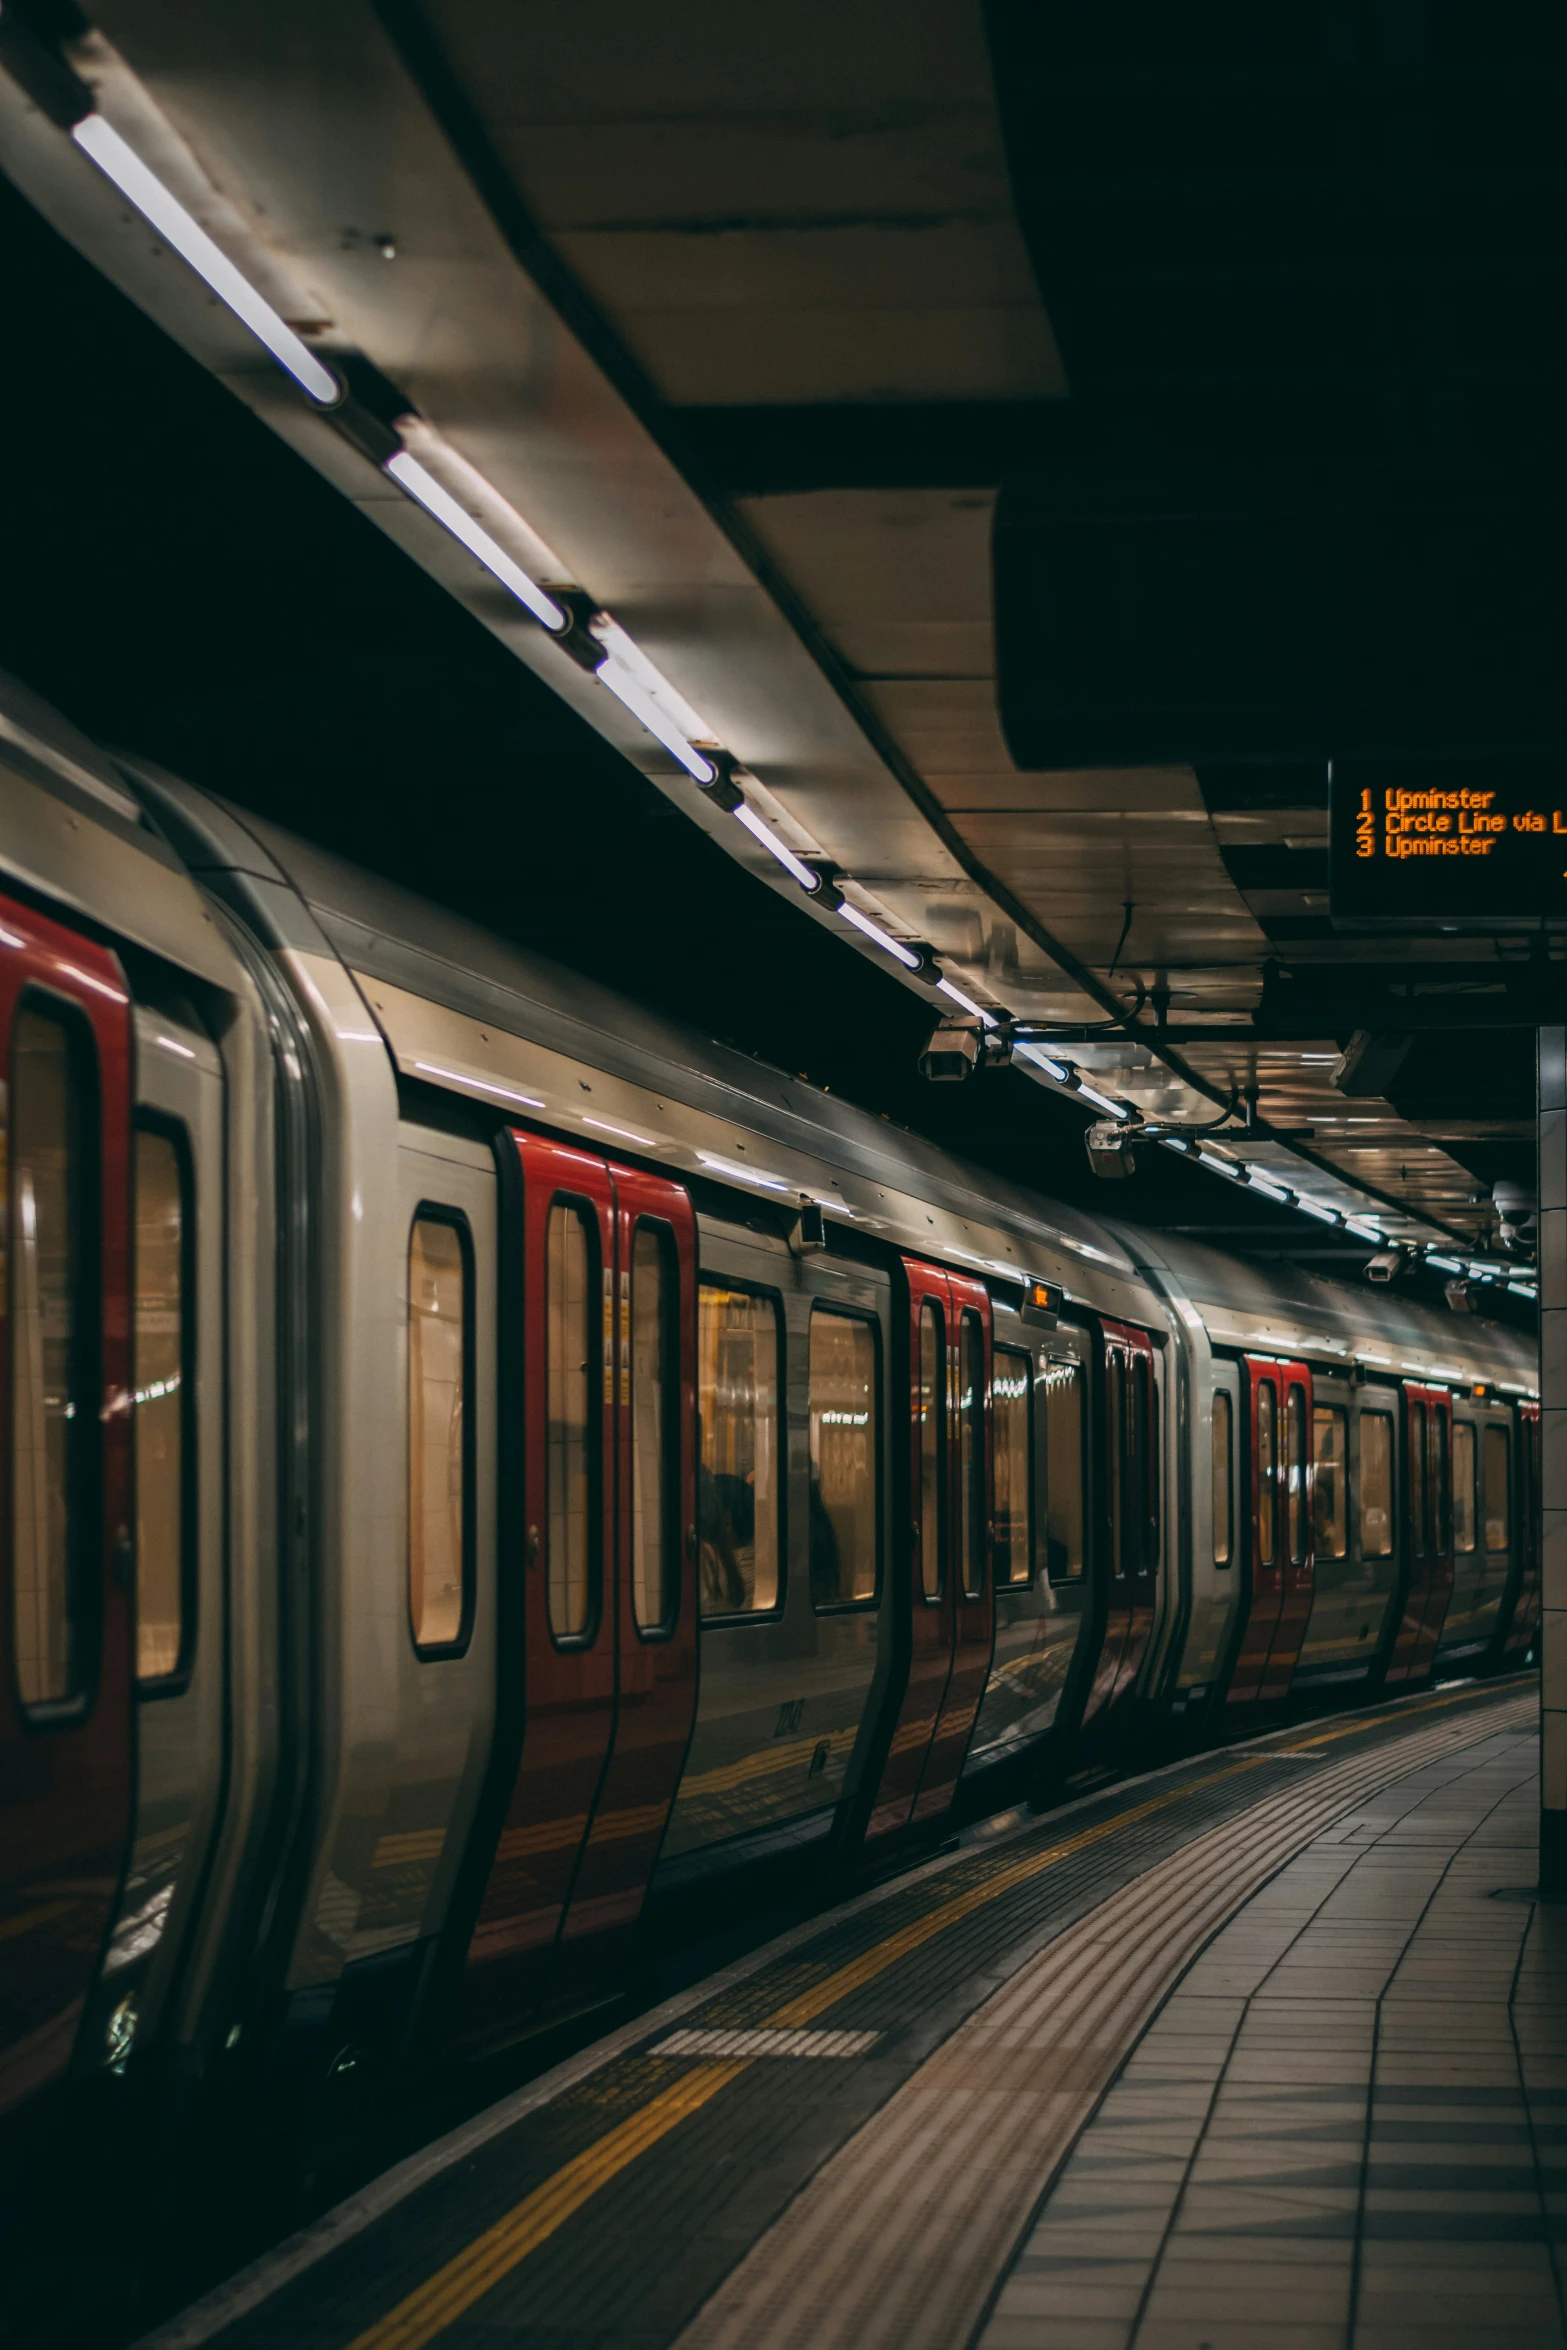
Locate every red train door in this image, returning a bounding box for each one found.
[864,1259,995,1845]
[912,1271,994,1823]
[1079,1321,1159,1737]
[1385,1384,1454,1688]
[0,898,134,2114]
[461,1137,699,2036]
[1226,1356,1312,1712]
[556,1164,699,1981]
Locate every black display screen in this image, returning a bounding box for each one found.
[1330,765,1567,924]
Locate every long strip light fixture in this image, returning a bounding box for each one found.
[383,453,566,633]
[45,94,1476,1252]
[69,115,341,405]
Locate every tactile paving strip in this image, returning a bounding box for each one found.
[144,1680,1532,2350]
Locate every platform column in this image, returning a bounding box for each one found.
[1541,1026,1567,1892]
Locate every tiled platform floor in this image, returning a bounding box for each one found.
[980,1717,1567,2350]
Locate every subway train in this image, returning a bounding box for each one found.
[0,673,1538,2138]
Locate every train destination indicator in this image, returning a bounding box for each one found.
[1330,767,1567,924]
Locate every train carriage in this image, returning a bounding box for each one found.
[0,676,1539,2136]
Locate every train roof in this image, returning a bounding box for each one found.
[134,775,1164,1301]
[1125,1226,1535,1393]
[0,657,1538,1389]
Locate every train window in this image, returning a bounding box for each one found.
[11,1004,93,1714]
[1256,1379,1277,1565]
[1360,1410,1394,1556]
[135,1126,191,1684]
[1484,1424,1510,1550]
[918,1299,945,1600]
[808,1309,878,1609]
[1430,1411,1450,1554]
[697,1284,780,1616]
[630,1222,677,1635]
[1452,1421,1476,1553]
[958,1312,986,1599]
[1312,1407,1348,1560]
[1107,1352,1126,1576]
[1212,1390,1232,1565]
[408,1212,472,1654]
[546,1201,597,1641]
[1408,1405,1427,1556]
[993,1346,1032,1586]
[1044,1358,1085,1580]
[1286,1387,1308,1566]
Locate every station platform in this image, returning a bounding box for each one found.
[145,1679,1557,2350]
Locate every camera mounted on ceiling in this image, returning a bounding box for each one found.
[916,1015,1014,1083]
[1084,1120,1139,1178]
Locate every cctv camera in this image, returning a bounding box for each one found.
[1365,1249,1403,1284]
[918,1020,981,1083]
[1085,1120,1138,1179]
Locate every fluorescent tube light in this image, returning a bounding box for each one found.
[71,115,340,405]
[937,978,1002,1028]
[1509,1282,1538,1300]
[1294,1196,1341,1225]
[1247,1173,1293,1203]
[731,802,822,890]
[384,452,565,631]
[1424,1254,1464,1273]
[589,619,714,744]
[594,652,716,783]
[1344,1217,1384,1241]
[1014,1042,1072,1082]
[1196,1151,1241,1179]
[1075,1080,1131,1120]
[837,901,921,970]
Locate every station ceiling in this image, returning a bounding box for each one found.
[0,0,1556,1273]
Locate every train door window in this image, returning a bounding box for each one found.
[1212,1391,1233,1565]
[993,1347,1032,1586]
[1408,1406,1427,1556]
[408,1211,472,1654]
[1285,1387,1308,1566]
[1132,1354,1158,1571]
[697,1284,780,1616]
[546,1201,597,1641]
[1256,1379,1277,1565]
[630,1222,677,1634]
[957,1311,986,1599]
[1484,1425,1510,1551]
[1360,1411,1394,1556]
[1107,1352,1126,1576]
[917,1299,945,1600]
[10,1004,93,1714]
[1044,1358,1085,1580]
[135,1125,191,1684]
[1430,1411,1450,1553]
[1452,1422,1476,1552]
[1312,1407,1348,1560]
[808,1308,878,1609]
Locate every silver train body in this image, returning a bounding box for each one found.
[0,680,1537,2123]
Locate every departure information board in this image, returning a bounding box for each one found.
[1330,767,1567,923]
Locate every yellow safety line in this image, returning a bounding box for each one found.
[1275,1677,1522,1753]
[339,1679,1518,2350]
[344,2062,747,2350]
